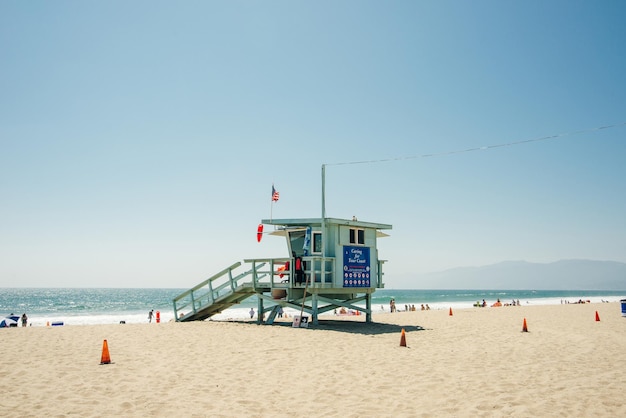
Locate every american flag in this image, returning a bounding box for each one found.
[272,185,280,202]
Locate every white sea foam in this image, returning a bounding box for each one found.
[373,296,622,313]
[28,311,176,327]
[18,294,625,326]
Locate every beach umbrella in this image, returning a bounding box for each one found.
[0,315,19,328]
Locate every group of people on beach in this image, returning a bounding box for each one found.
[474,298,521,307]
[335,307,361,316]
[386,300,429,312]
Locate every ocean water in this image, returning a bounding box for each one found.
[1,288,625,326]
[0,288,180,326]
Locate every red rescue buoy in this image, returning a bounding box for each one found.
[156,311,160,323]
[257,224,264,242]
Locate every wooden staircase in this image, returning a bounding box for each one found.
[173,260,281,322]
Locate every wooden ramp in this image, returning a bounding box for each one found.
[173,261,271,322]
[179,283,257,321]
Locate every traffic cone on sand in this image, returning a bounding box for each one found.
[100,339,111,364]
[400,328,407,347]
[522,318,528,332]
[449,307,453,316]
[595,311,600,322]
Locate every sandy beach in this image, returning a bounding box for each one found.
[1,301,625,417]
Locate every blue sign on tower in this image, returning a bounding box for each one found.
[343,246,370,288]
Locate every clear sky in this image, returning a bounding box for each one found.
[1,1,625,288]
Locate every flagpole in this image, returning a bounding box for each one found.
[321,164,326,220]
[321,164,326,283]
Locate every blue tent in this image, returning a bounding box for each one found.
[0,315,20,328]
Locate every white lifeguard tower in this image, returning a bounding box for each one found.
[173,216,391,325]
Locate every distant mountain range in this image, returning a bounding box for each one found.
[408,259,626,290]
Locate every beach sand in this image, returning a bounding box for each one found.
[1,302,625,417]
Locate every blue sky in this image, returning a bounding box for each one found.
[1,1,625,288]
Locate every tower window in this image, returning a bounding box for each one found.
[349,228,365,245]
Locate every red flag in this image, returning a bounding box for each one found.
[272,184,280,202]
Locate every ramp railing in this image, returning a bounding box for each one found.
[172,259,287,321]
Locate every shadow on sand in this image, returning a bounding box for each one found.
[220,318,428,335]
[300,320,427,335]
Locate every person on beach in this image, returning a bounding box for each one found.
[249,308,255,319]
[293,251,304,285]
[21,313,27,327]
[148,310,154,323]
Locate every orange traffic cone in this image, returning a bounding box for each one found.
[595,311,600,322]
[522,318,528,332]
[400,328,407,347]
[100,339,111,364]
[449,307,453,316]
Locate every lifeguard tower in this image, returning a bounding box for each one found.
[173,217,391,325]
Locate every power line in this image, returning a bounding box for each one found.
[325,122,626,167]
